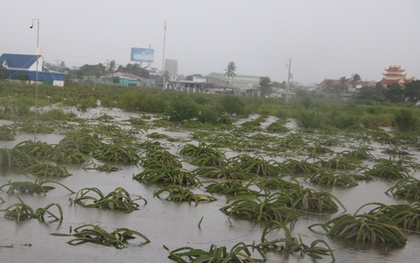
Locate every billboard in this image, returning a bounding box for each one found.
[130,48,154,62]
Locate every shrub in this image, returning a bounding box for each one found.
[197,105,222,124]
[221,95,244,115]
[166,98,198,122]
[296,110,324,129]
[395,109,419,132]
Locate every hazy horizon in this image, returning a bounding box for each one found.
[1,0,419,84]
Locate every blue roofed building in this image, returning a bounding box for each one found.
[0,53,65,86]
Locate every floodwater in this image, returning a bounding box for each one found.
[0,108,419,263]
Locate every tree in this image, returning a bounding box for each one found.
[108,60,116,77]
[185,74,202,81]
[323,79,334,93]
[118,63,150,78]
[383,83,404,103]
[59,61,67,72]
[0,64,8,80]
[224,62,236,83]
[259,76,272,97]
[272,81,286,89]
[350,74,361,89]
[403,80,420,102]
[339,76,348,92]
[354,86,385,102]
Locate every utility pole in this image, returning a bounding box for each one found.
[30,18,40,142]
[286,57,292,104]
[162,20,167,90]
[105,59,109,86]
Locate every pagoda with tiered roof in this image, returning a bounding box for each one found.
[380,65,414,86]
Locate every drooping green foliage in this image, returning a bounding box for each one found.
[51,224,150,249]
[71,187,146,212]
[1,196,63,223]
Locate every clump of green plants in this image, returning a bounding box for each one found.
[195,165,254,180]
[395,108,419,132]
[364,158,410,180]
[338,145,374,160]
[230,154,283,177]
[375,202,420,231]
[41,108,76,121]
[1,196,63,223]
[59,129,103,155]
[282,158,319,175]
[93,143,140,164]
[51,224,150,249]
[50,145,92,165]
[305,169,359,187]
[154,185,217,203]
[22,163,71,177]
[204,180,261,196]
[0,179,74,195]
[309,202,407,247]
[255,221,335,261]
[165,242,265,263]
[0,125,16,141]
[290,188,346,213]
[314,156,362,170]
[305,143,333,157]
[386,177,420,201]
[238,116,267,132]
[13,140,54,160]
[140,149,182,168]
[133,164,200,186]
[256,178,301,191]
[296,110,325,129]
[0,147,37,169]
[165,96,199,122]
[220,192,298,223]
[70,187,146,212]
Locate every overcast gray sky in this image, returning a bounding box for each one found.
[1,0,419,83]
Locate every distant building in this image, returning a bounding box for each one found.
[379,65,415,86]
[145,67,161,76]
[81,72,154,87]
[0,53,65,86]
[317,78,375,92]
[206,72,260,95]
[318,79,350,88]
[165,76,215,93]
[114,72,141,86]
[165,59,178,81]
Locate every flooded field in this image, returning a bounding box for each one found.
[1,107,419,263]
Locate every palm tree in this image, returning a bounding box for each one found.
[224,62,236,83]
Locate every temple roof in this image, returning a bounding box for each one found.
[384,65,405,72]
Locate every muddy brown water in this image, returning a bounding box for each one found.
[1,109,420,263]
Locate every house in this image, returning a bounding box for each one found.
[0,53,65,86]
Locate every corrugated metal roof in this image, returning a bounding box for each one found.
[0,53,37,69]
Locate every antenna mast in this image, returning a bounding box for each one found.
[286,57,292,103]
[162,21,167,90]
